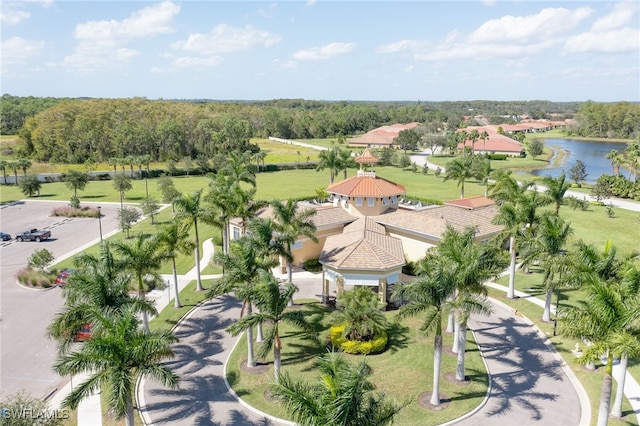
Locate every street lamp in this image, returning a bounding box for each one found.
[97,206,103,242]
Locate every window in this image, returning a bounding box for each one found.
[356,197,363,206]
[367,197,375,206]
[232,226,240,240]
[291,240,303,250]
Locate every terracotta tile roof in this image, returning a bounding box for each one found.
[349,122,420,146]
[355,147,379,164]
[373,205,503,241]
[444,195,495,210]
[320,217,405,270]
[456,128,524,153]
[254,203,355,229]
[327,175,406,198]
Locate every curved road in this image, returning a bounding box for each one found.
[139,275,588,426]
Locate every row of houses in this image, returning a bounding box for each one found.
[348,119,569,157]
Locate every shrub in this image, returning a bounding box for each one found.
[303,258,322,272]
[330,324,388,355]
[51,206,99,218]
[16,267,57,288]
[488,154,508,161]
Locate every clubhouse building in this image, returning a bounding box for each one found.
[229,149,502,305]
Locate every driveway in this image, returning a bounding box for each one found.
[0,200,123,399]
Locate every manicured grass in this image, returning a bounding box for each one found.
[427,152,553,175]
[226,301,489,425]
[487,287,638,426]
[253,138,321,163]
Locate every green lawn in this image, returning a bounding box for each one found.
[253,138,321,163]
[226,301,489,425]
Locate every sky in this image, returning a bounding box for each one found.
[1,1,639,102]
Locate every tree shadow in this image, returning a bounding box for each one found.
[386,321,410,353]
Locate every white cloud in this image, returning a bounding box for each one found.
[170,55,224,69]
[171,24,281,55]
[564,27,640,54]
[257,3,278,18]
[64,1,180,72]
[376,40,431,54]
[1,37,45,66]
[0,7,30,26]
[591,1,638,32]
[293,42,356,60]
[467,7,593,44]
[305,0,317,6]
[273,58,298,69]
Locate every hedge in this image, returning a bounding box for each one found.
[329,324,388,355]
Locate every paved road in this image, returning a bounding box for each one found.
[454,299,586,426]
[139,295,282,426]
[0,200,126,399]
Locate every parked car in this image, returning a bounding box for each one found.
[15,228,51,242]
[74,324,92,342]
[55,269,75,286]
[0,232,11,241]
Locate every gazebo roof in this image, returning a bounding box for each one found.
[355,148,379,164]
[327,175,405,198]
[319,217,405,270]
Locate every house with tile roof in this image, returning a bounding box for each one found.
[228,149,502,304]
[349,122,421,148]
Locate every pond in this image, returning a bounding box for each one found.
[526,138,629,184]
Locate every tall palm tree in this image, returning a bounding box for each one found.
[316,147,340,184]
[443,155,474,198]
[156,222,195,308]
[437,226,503,380]
[113,173,132,210]
[605,150,622,176]
[560,270,640,426]
[337,147,355,179]
[541,171,570,215]
[54,307,179,426]
[174,189,213,292]
[520,214,573,322]
[208,238,265,368]
[392,257,456,406]
[271,199,318,293]
[0,159,8,184]
[48,242,156,353]
[271,351,406,426]
[112,234,166,331]
[228,274,317,382]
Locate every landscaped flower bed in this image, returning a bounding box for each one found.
[330,324,388,355]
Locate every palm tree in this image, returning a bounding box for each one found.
[332,286,388,342]
[437,226,503,380]
[520,214,573,322]
[337,147,355,179]
[113,173,132,210]
[271,351,406,426]
[606,150,622,176]
[541,171,570,215]
[392,256,456,406]
[271,199,318,293]
[63,170,90,198]
[0,159,8,184]
[228,274,317,382]
[107,157,119,176]
[54,307,179,426]
[156,222,195,308]
[208,237,266,368]
[560,269,640,426]
[443,155,474,198]
[48,242,157,353]
[112,234,166,331]
[316,147,340,184]
[173,189,213,292]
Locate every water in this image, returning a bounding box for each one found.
[526,138,629,184]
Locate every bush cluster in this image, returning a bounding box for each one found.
[329,324,388,355]
[303,258,322,272]
[52,206,100,217]
[16,267,57,288]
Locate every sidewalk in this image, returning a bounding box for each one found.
[487,281,640,423]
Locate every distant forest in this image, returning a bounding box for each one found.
[0,94,637,164]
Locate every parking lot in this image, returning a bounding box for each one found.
[0,200,122,399]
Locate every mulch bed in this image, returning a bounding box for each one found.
[418,391,451,411]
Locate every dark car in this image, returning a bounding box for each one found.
[55,269,75,286]
[0,232,11,241]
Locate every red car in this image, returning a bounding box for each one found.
[55,269,75,286]
[74,324,92,342]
